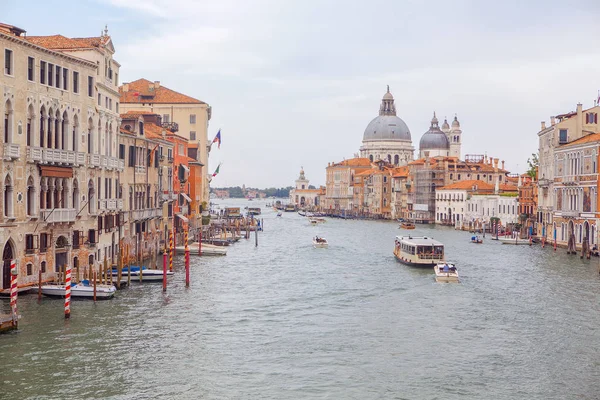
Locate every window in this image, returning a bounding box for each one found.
[88,229,96,244]
[25,234,38,254]
[48,63,53,86]
[41,261,46,273]
[73,71,79,93]
[62,68,68,90]
[26,263,33,276]
[55,66,61,88]
[40,61,46,84]
[559,129,568,144]
[119,144,125,160]
[88,76,93,97]
[163,114,170,123]
[190,114,196,124]
[190,131,196,140]
[27,57,34,81]
[105,97,108,109]
[40,233,48,253]
[4,49,12,75]
[98,93,102,106]
[115,102,119,113]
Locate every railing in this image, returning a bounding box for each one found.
[131,208,162,220]
[88,153,101,168]
[161,191,176,201]
[3,143,20,160]
[417,253,444,260]
[560,210,579,218]
[167,157,174,163]
[135,165,146,174]
[40,208,76,223]
[27,147,43,162]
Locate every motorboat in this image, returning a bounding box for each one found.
[400,222,415,230]
[309,218,318,225]
[499,236,533,245]
[182,243,228,256]
[394,236,445,267]
[277,211,282,217]
[434,263,459,283]
[115,266,174,282]
[0,286,34,297]
[40,281,116,299]
[470,235,483,244]
[313,236,328,248]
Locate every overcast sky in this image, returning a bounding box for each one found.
[6,0,600,188]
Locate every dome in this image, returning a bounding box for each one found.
[452,115,460,128]
[442,117,450,130]
[363,115,411,141]
[362,86,412,142]
[419,112,450,150]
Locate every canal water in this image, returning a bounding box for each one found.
[1,198,600,399]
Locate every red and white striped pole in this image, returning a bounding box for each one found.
[64,264,71,319]
[185,225,190,287]
[9,259,18,322]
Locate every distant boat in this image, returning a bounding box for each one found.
[499,236,533,245]
[40,281,116,299]
[434,263,459,283]
[313,236,328,248]
[277,211,282,217]
[113,266,174,282]
[470,235,483,244]
[400,222,415,230]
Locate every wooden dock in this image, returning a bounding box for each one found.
[0,314,18,333]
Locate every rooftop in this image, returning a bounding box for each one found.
[26,34,110,50]
[119,78,205,104]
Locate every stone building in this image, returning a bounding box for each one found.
[324,157,372,212]
[536,103,600,242]
[289,167,321,208]
[119,78,210,210]
[0,23,125,288]
[360,87,414,166]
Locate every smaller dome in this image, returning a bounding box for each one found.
[452,115,460,128]
[419,112,450,151]
[442,117,450,130]
[383,84,393,100]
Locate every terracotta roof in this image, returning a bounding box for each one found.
[142,123,165,140]
[120,111,157,119]
[392,166,409,178]
[356,168,378,176]
[331,157,371,167]
[119,78,205,104]
[438,180,494,191]
[559,132,600,147]
[500,183,518,192]
[25,35,109,50]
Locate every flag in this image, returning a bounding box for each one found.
[149,143,159,165]
[212,163,221,177]
[212,129,221,149]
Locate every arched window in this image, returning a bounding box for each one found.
[61,111,68,150]
[369,155,373,162]
[387,154,391,163]
[54,109,60,149]
[72,179,79,211]
[97,120,102,155]
[40,106,47,147]
[41,261,46,273]
[4,99,13,143]
[4,174,13,218]
[26,176,35,216]
[72,114,79,152]
[88,180,95,214]
[87,118,94,154]
[26,104,34,147]
[61,179,68,209]
[47,107,54,149]
[394,155,399,165]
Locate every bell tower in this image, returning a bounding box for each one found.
[448,114,462,159]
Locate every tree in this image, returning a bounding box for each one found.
[526,153,539,178]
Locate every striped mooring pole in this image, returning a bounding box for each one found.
[10,259,18,322]
[64,264,71,319]
[169,230,174,272]
[184,226,190,287]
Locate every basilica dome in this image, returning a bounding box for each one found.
[363,87,411,142]
[419,112,450,150]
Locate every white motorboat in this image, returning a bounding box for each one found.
[309,218,318,225]
[499,236,533,245]
[313,236,328,248]
[179,243,227,256]
[394,236,445,268]
[434,263,459,283]
[40,281,116,299]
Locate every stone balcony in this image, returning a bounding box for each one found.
[130,208,162,221]
[161,191,176,201]
[27,147,85,166]
[40,208,76,223]
[98,199,123,212]
[3,143,20,160]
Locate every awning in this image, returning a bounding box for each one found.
[176,213,189,223]
[180,192,192,202]
[40,165,73,178]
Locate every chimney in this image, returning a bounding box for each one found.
[493,158,499,172]
[501,160,505,170]
[122,83,129,92]
[154,81,160,89]
[551,116,556,126]
[541,121,546,130]
[576,103,583,137]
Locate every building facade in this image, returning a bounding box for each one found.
[324,158,371,212]
[289,167,321,208]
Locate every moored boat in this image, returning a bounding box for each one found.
[400,222,415,230]
[434,263,459,283]
[181,243,228,256]
[40,281,116,299]
[393,236,444,267]
[114,266,174,282]
[499,236,533,245]
[313,236,328,248]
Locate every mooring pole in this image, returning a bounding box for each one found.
[185,225,190,287]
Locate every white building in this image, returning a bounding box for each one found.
[289,167,321,207]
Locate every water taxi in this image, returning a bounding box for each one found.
[40,281,117,299]
[313,236,328,248]
[434,263,459,283]
[393,236,444,267]
[400,221,415,230]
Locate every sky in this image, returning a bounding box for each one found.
[5,0,600,188]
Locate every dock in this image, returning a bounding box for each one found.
[0,314,18,333]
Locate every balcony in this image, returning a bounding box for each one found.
[3,143,20,160]
[27,147,43,163]
[161,191,176,201]
[88,153,101,168]
[135,165,146,174]
[131,208,162,221]
[167,157,174,164]
[161,122,179,132]
[560,210,579,218]
[41,208,76,223]
[98,199,123,212]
